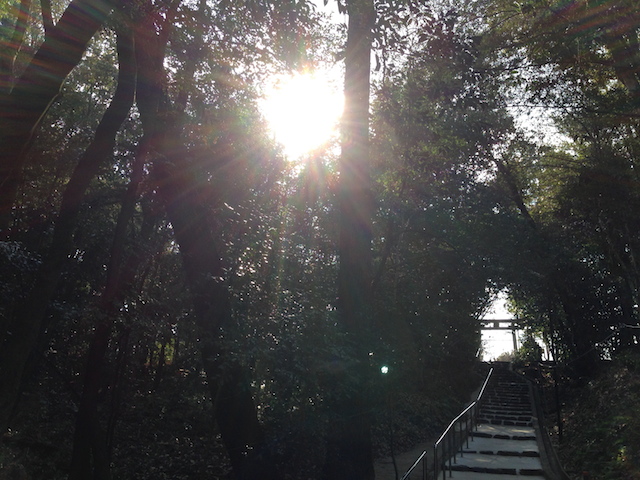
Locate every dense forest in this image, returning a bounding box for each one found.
[1,0,640,478]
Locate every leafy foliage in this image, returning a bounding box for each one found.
[554,351,640,479]
[4,0,640,477]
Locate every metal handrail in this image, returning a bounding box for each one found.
[433,367,493,480]
[476,366,493,401]
[519,364,571,480]
[434,402,474,446]
[400,450,427,480]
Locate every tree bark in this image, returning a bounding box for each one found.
[68,320,113,480]
[132,8,279,476]
[322,0,375,479]
[154,155,279,480]
[494,156,600,371]
[68,90,147,480]
[0,0,31,94]
[0,21,135,439]
[0,0,118,234]
[40,0,55,35]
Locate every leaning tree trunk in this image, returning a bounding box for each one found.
[0,21,135,439]
[495,157,600,372]
[0,0,31,94]
[68,181,154,480]
[150,140,282,480]
[133,8,279,476]
[0,0,118,234]
[153,149,279,480]
[69,74,147,480]
[321,0,375,479]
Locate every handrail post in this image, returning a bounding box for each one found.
[442,444,446,480]
[400,450,428,480]
[430,367,493,480]
[448,438,452,477]
[465,414,470,449]
[450,431,454,463]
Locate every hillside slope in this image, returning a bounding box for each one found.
[554,352,640,479]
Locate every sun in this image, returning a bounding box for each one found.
[261,69,344,160]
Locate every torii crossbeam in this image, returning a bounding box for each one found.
[480,319,521,352]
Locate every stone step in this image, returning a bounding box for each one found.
[444,449,545,476]
[483,401,530,407]
[478,416,533,424]
[486,393,529,399]
[439,470,546,479]
[470,432,537,441]
[483,400,529,407]
[478,419,533,427]
[446,464,545,476]
[462,448,540,457]
[462,449,540,457]
[487,395,529,400]
[480,409,533,416]
[483,401,530,409]
[492,386,528,391]
[489,391,528,397]
[479,412,532,420]
[471,424,537,441]
[482,405,531,413]
[437,367,547,478]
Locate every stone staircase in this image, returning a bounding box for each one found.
[444,365,547,479]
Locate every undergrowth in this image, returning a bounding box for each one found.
[553,351,640,479]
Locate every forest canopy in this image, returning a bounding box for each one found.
[1,0,640,478]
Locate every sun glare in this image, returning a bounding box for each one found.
[261,70,344,160]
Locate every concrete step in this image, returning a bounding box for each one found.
[479,417,533,425]
[482,403,530,411]
[447,425,543,475]
[462,449,539,457]
[480,410,533,417]
[483,399,529,405]
[437,367,549,478]
[482,410,531,416]
[482,406,531,412]
[478,418,533,427]
[485,394,529,401]
[470,424,537,441]
[446,461,545,476]
[438,470,546,479]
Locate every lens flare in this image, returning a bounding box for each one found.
[261,70,343,160]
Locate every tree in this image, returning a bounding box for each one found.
[0,0,118,233]
[321,0,375,478]
[476,0,640,367]
[0,13,135,438]
[1,0,329,476]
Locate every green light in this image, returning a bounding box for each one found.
[380,365,389,374]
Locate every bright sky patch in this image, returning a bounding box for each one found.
[261,70,343,160]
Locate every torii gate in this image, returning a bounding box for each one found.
[480,319,521,352]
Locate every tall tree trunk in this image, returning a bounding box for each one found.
[0,0,31,94]
[0,0,118,233]
[495,157,600,371]
[0,22,135,438]
[154,155,279,479]
[133,8,279,475]
[322,0,375,479]
[68,321,112,480]
[69,100,148,480]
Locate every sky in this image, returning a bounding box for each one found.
[275,3,525,361]
[481,292,519,361]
